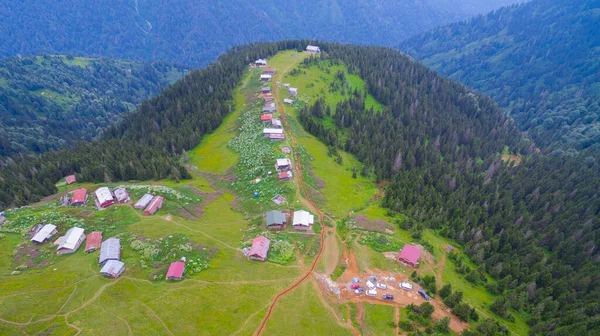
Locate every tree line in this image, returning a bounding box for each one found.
[297,44,599,335]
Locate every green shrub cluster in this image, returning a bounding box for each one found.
[358,232,403,252]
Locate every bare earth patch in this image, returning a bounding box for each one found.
[351,215,394,233]
[501,153,522,166]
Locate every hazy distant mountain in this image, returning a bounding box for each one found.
[0,0,524,66]
[400,0,600,152]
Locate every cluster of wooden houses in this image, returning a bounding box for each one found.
[64,185,164,216]
[29,224,126,277]
[134,194,164,215]
[265,209,314,230]
[245,209,316,262]
[31,224,87,255]
[275,158,293,181]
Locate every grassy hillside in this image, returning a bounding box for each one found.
[0,54,185,156]
[400,0,600,152]
[0,0,524,66]
[0,48,528,335]
[2,42,598,335]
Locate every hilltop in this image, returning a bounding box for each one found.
[0,0,524,66]
[0,54,184,157]
[0,42,598,335]
[400,0,600,152]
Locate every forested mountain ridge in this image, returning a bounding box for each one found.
[399,0,600,152]
[0,0,524,67]
[0,54,185,157]
[0,42,598,335]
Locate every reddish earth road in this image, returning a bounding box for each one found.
[253,57,333,336]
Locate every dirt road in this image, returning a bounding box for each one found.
[253,53,336,336]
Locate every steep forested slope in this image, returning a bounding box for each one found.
[400,0,600,152]
[0,0,523,66]
[0,55,184,157]
[0,41,304,208]
[297,46,600,335]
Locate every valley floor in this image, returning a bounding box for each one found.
[0,50,528,335]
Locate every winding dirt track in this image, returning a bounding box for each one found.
[253,56,333,336]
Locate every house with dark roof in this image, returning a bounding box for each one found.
[166,261,185,280]
[266,210,287,230]
[100,260,125,278]
[99,238,121,265]
[262,86,271,94]
[70,188,88,206]
[65,175,76,185]
[248,236,270,261]
[85,231,102,253]
[398,244,421,268]
[262,102,276,114]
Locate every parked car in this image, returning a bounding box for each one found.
[418,289,430,300]
[351,283,360,289]
[399,281,413,291]
[351,278,360,283]
[355,287,365,294]
[366,280,376,289]
[368,276,377,283]
[366,289,377,297]
[376,283,387,290]
[382,294,394,300]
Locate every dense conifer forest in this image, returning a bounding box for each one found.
[297,46,600,335]
[0,0,522,66]
[400,0,600,153]
[0,55,184,157]
[0,41,598,335]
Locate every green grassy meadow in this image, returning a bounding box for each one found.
[0,49,528,335]
[262,281,352,336]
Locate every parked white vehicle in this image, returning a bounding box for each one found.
[366,289,377,297]
[376,283,387,290]
[366,280,376,289]
[399,281,413,291]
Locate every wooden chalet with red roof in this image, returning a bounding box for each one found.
[166,260,185,280]
[398,244,421,268]
[248,236,270,261]
[84,232,102,253]
[261,114,273,124]
[65,175,76,185]
[144,196,164,215]
[70,188,88,206]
